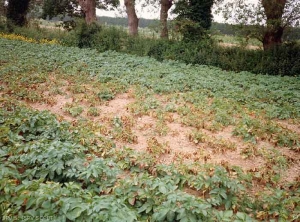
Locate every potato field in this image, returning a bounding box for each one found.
[0,38,299,221]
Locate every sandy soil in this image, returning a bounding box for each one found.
[26,85,300,185]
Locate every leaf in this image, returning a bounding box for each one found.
[224,210,233,218]
[159,185,168,194]
[128,197,135,206]
[24,209,37,217]
[138,203,149,213]
[234,212,253,222]
[66,207,85,220]
[62,202,70,215]
[41,200,51,209]
[13,196,26,206]
[153,208,169,222]
[220,189,228,199]
[225,200,232,210]
[167,210,175,221]
[26,198,36,210]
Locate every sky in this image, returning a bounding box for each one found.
[97,0,259,23]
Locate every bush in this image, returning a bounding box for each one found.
[258,43,300,76]
[62,21,127,52]
[93,26,125,52]
[174,41,300,76]
[75,21,101,48]
[124,35,157,57]
[147,40,170,61]
[174,19,208,42]
[134,37,300,76]
[0,17,7,32]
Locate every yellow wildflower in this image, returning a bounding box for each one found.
[0,32,60,45]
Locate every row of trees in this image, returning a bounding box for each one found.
[1,0,300,50]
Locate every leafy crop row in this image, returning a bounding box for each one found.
[0,38,299,119]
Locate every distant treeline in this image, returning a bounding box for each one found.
[97,16,238,34]
[98,16,159,29]
[97,16,300,40]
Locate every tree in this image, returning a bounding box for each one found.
[0,0,6,17]
[217,0,300,50]
[160,0,173,38]
[140,0,173,38]
[172,0,214,40]
[6,0,31,26]
[124,0,139,35]
[78,0,97,24]
[262,0,286,50]
[262,0,300,49]
[173,0,214,29]
[42,0,119,25]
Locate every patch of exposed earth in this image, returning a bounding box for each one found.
[26,87,300,186]
[218,42,262,50]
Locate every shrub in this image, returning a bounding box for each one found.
[124,35,156,57]
[75,21,101,48]
[0,17,7,32]
[93,26,125,52]
[147,40,169,61]
[257,43,300,76]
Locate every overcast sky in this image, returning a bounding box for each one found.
[97,0,259,22]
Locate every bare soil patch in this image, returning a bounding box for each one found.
[30,94,74,121]
[26,86,300,183]
[218,42,261,50]
[11,68,295,187]
[277,119,300,135]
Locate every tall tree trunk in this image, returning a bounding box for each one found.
[262,27,284,50]
[0,0,6,17]
[78,0,97,25]
[261,0,286,50]
[7,0,31,26]
[160,0,172,39]
[124,0,139,36]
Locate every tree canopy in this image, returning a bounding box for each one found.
[6,0,31,26]
[217,0,300,49]
[172,0,214,41]
[42,0,80,20]
[42,0,119,24]
[173,0,214,30]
